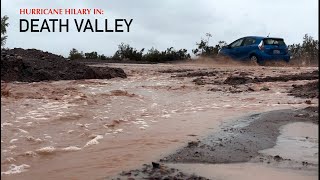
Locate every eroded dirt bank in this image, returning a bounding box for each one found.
[1,62,318,179]
[1,48,126,82]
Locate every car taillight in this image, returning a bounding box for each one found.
[258,41,264,51]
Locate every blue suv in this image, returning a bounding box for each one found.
[218,36,290,65]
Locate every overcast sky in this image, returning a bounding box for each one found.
[1,0,319,57]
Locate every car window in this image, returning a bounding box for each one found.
[263,38,286,45]
[243,38,256,46]
[230,38,244,48]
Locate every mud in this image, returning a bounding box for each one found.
[224,76,254,85]
[288,81,319,98]
[162,106,318,164]
[160,66,318,94]
[224,70,318,85]
[1,62,318,180]
[112,162,209,180]
[174,70,219,78]
[112,106,318,179]
[158,69,194,73]
[1,48,127,82]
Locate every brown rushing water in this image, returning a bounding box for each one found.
[1,63,318,179]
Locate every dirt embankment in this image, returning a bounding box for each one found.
[162,106,318,164]
[1,48,127,82]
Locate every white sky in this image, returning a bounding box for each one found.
[1,0,319,57]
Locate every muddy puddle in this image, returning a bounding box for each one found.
[260,122,318,164]
[167,162,317,180]
[165,121,318,180]
[1,63,318,179]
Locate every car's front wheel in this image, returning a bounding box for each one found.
[250,55,264,66]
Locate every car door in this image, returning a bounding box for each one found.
[228,38,244,59]
[236,37,257,60]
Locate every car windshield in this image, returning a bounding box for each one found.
[263,38,286,45]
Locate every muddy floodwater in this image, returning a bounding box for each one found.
[1,63,318,179]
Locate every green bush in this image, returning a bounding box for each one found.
[68,48,84,60]
[113,43,144,61]
[142,47,162,62]
[84,51,98,59]
[99,54,108,60]
[288,34,319,65]
[192,33,227,57]
[142,47,190,62]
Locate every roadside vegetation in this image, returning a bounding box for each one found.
[192,33,227,58]
[69,33,318,65]
[288,34,319,66]
[1,16,9,47]
[0,15,318,65]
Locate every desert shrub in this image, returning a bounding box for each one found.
[84,51,98,59]
[192,33,227,57]
[142,47,161,62]
[99,54,108,60]
[162,47,190,61]
[288,34,319,66]
[142,47,191,62]
[68,48,84,60]
[113,43,144,61]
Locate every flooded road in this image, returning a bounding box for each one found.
[1,63,318,179]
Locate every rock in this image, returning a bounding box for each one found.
[187,141,199,147]
[193,77,206,85]
[151,162,160,169]
[260,86,270,91]
[305,100,312,104]
[247,87,255,91]
[273,155,283,161]
[208,87,222,92]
